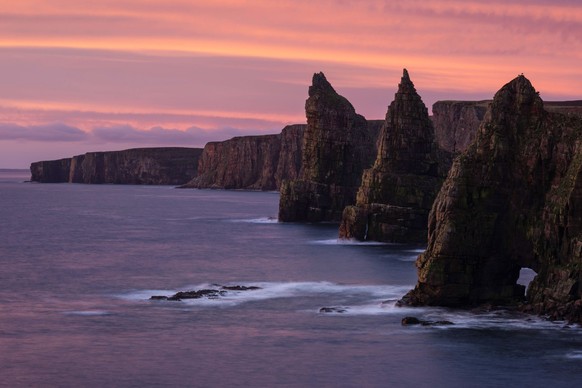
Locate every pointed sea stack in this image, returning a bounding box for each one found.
[278,72,376,222]
[399,75,582,323]
[339,69,450,242]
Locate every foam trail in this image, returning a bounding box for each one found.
[64,310,111,316]
[310,238,388,246]
[228,217,279,224]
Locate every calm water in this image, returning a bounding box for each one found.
[1,169,581,387]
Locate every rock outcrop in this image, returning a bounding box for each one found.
[278,72,377,222]
[31,147,202,185]
[399,75,582,323]
[181,124,305,190]
[431,100,489,154]
[339,69,451,243]
[30,158,72,183]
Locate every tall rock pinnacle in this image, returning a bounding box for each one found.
[399,75,582,323]
[278,72,376,222]
[339,69,450,242]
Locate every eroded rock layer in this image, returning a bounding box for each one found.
[339,69,451,243]
[400,75,582,323]
[181,124,305,190]
[31,147,202,185]
[278,72,376,222]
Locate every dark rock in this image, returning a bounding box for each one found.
[401,316,422,325]
[278,72,377,222]
[220,285,262,291]
[399,75,582,324]
[401,316,453,326]
[149,295,168,300]
[30,158,71,183]
[319,307,348,313]
[31,147,202,185]
[339,69,452,243]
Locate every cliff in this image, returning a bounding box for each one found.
[399,75,582,323]
[31,147,202,185]
[30,158,72,183]
[339,69,451,243]
[181,124,305,190]
[431,100,489,153]
[278,72,376,222]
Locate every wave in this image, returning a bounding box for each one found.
[118,281,409,307]
[228,217,279,224]
[310,238,389,246]
[565,351,582,360]
[63,310,111,316]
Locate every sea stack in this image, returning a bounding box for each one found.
[278,72,375,222]
[399,75,582,323]
[339,69,450,242]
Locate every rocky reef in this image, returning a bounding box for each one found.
[339,69,451,243]
[181,124,305,190]
[399,75,582,323]
[278,72,377,222]
[31,147,202,185]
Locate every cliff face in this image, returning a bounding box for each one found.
[339,69,451,243]
[182,124,305,190]
[30,158,72,183]
[278,72,376,222]
[31,147,202,185]
[400,75,582,323]
[432,101,489,154]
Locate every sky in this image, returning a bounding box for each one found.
[1,0,581,168]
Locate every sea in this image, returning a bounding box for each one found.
[1,168,581,387]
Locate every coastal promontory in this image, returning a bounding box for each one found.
[399,75,582,323]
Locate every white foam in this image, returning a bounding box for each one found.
[310,238,389,246]
[117,281,410,307]
[228,217,279,224]
[565,351,582,360]
[64,310,110,316]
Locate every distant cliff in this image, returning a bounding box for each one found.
[339,69,452,243]
[181,124,305,190]
[399,75,582,323]
[278,72,377,222]
[31,147,202,185]
[431,100,489,154]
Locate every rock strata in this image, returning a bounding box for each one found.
[181,124,305,190]
[399,75,582,323]
[339,69,451,243]
[431,100,489,154]
[278,72,376,222]
[31,147,202,185]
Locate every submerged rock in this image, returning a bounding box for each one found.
[319,307,348,313]
[150,285,262,301]
[339,69,452,243]
[401,316,454,326]
[399,75,582,324]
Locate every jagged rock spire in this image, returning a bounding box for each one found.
[309,72,337,97]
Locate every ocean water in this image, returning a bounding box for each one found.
[1,169,581,387]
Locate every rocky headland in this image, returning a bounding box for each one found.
[399,75,582,324]
[339,70,452,243]
[278,72,378,222]
[30,147,202,185]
